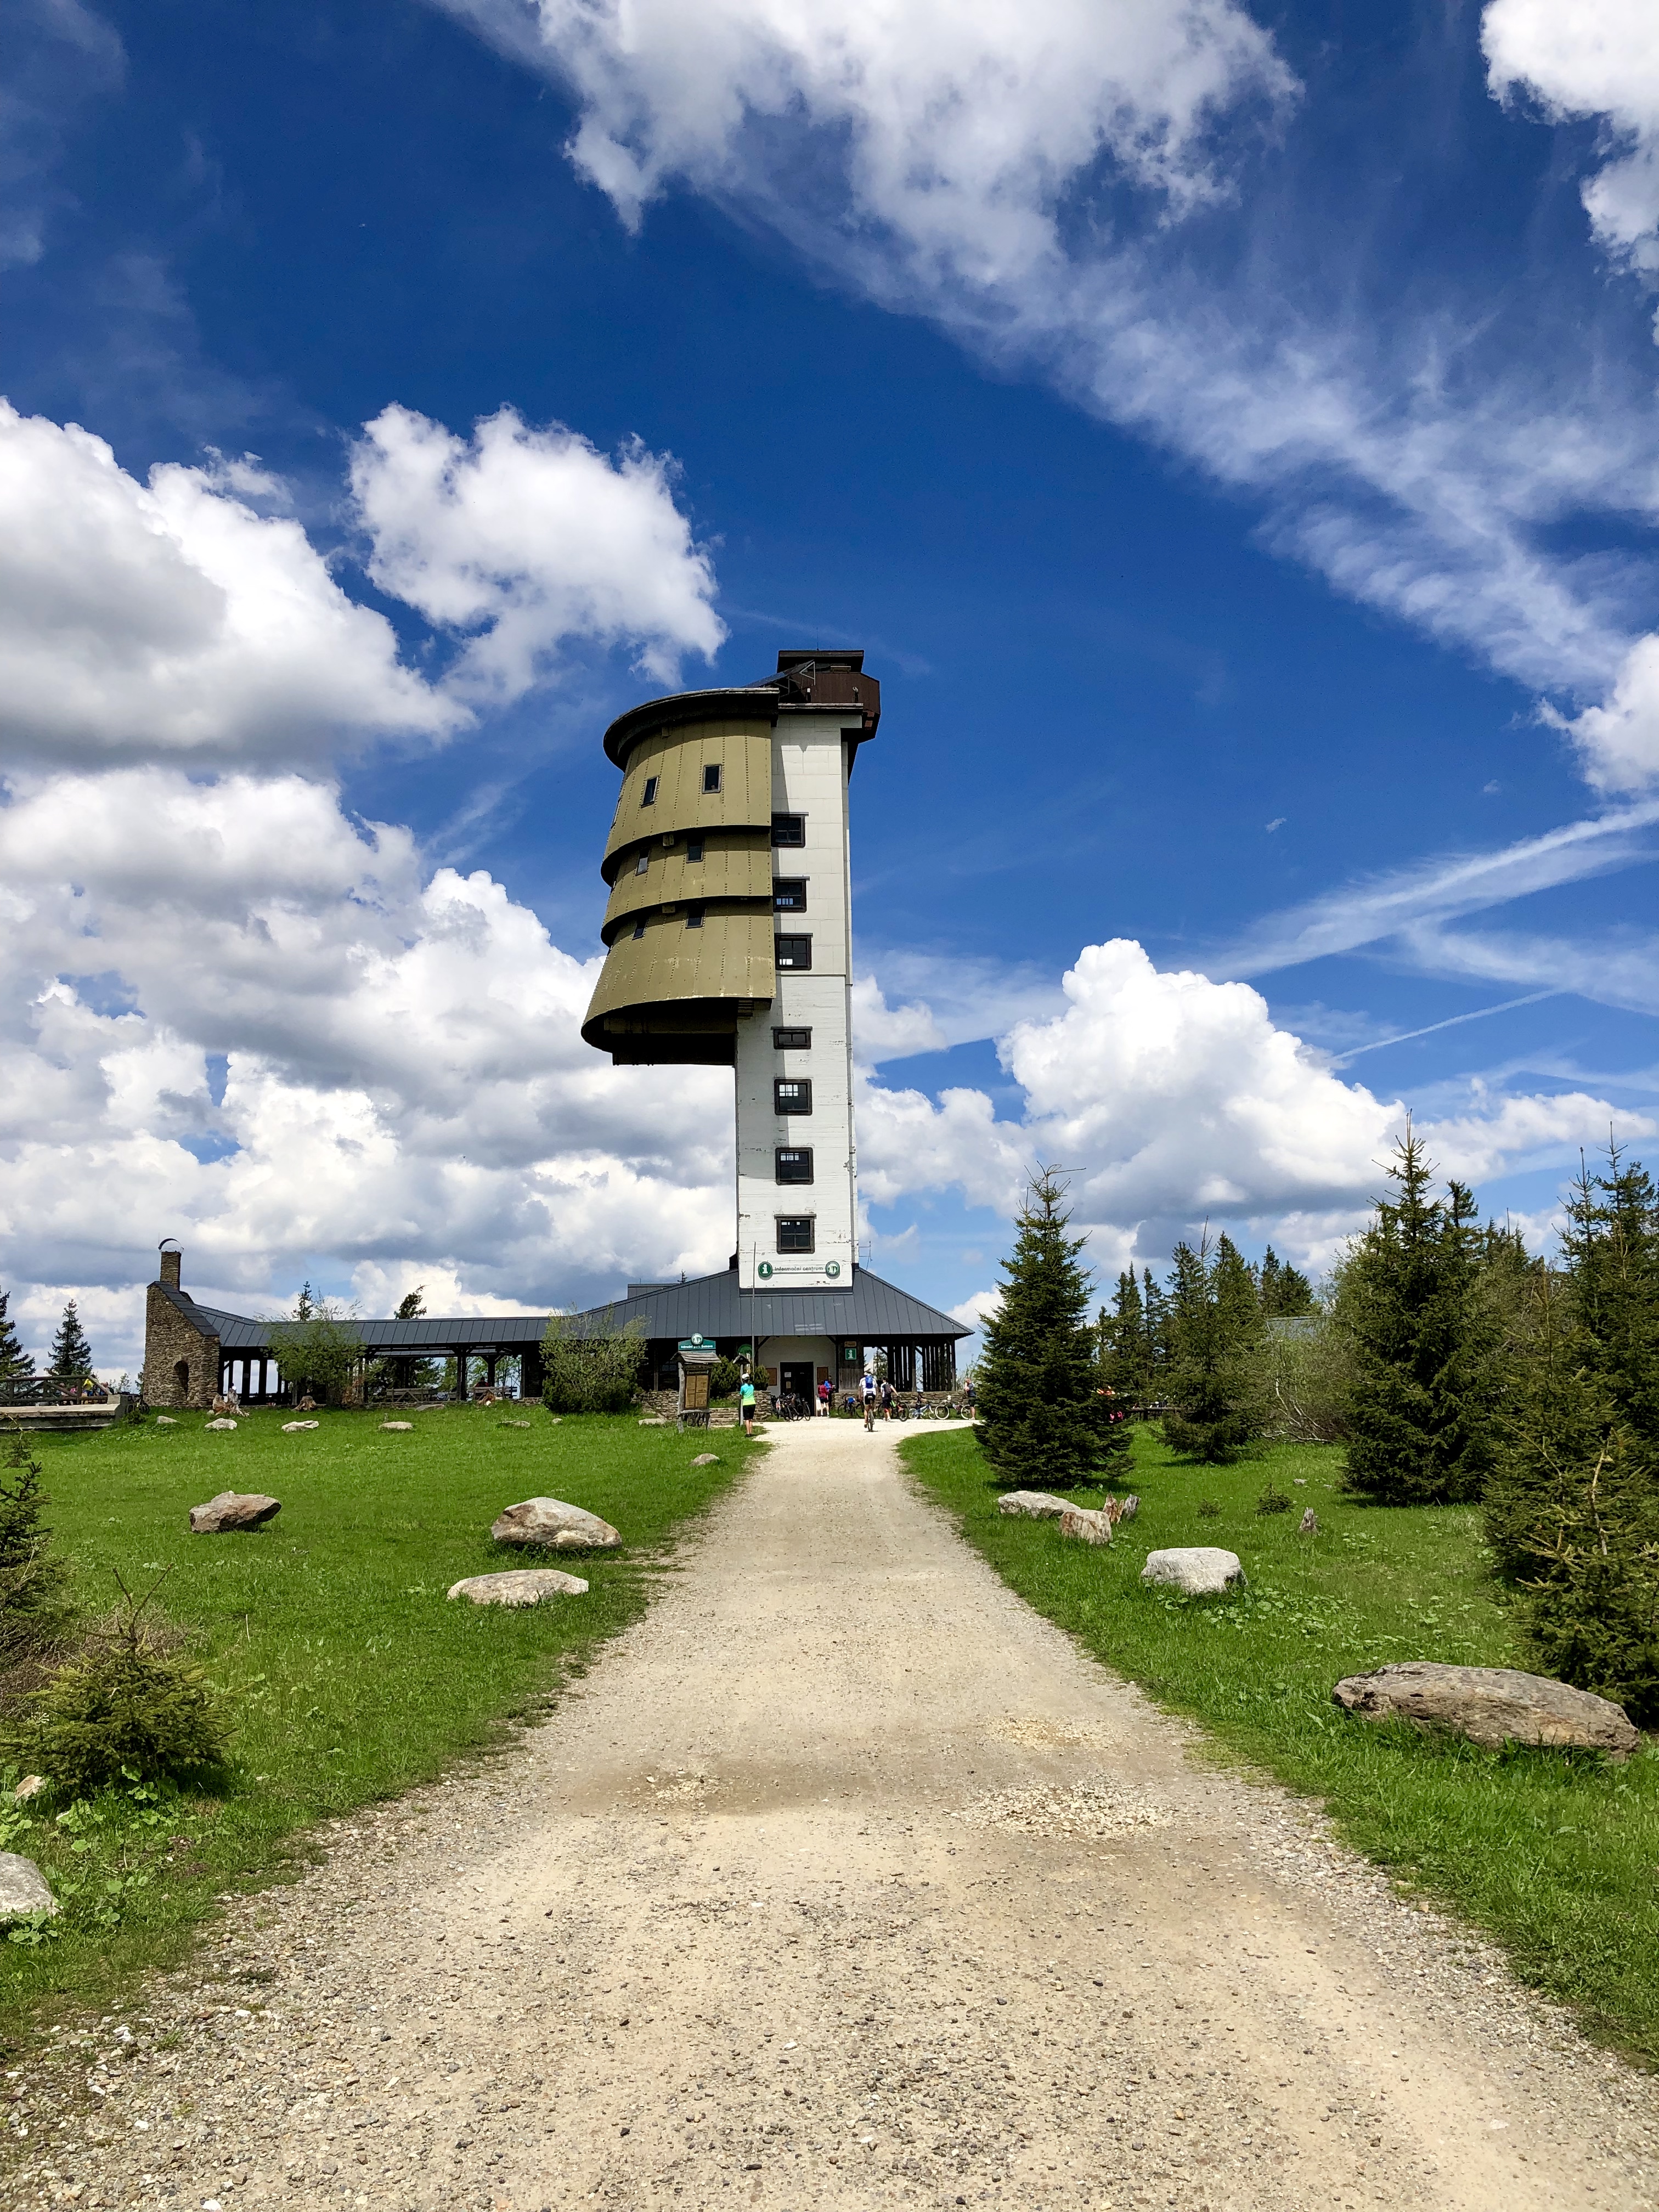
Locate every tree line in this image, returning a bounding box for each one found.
[975,1138,1659,1720]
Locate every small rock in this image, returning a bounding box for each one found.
[447,1570,590,1607]
[189,1491,281,1534]
[1141,1546,1246,1596]
[1299,1507,1319,1534]
[380,1421,414,1432]
[501,1420,531,1429]
[296,1396,318,1411]
[281,1420,319,1433]
[638,1417,668,1427]
[0,1853,57,1921]
[1332,1662,1640,1758]
[996,1491,1077,1520]
[205,1417,238,1432]
[691,1452,720,1466]
[1103,1493,1139,1525]
[1058,1506,1113,1546]
[491,1497,620,1550]
[12,1775,46,1802]
[1294,1477,1307,1486]
[155,1415,178,1425]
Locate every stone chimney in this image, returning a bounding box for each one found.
[159,1245,182,1289]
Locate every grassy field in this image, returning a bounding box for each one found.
[0,1404,751,2041]
[903,1421,1659,2067]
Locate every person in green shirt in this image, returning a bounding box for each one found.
[739,1370,758,1436]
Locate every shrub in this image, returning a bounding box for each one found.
[8,1575,227,1795]
[267,1299,365,1404]
[709,1356,743,1402]
[1259,1314,1353,1443]
[1255,1480,1293,1515]
[0,1434,74,1671]
[978,1167,1127,1488]
[540,1310,645,1415]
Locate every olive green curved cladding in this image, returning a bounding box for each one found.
[584,708,777,1064]
[601,718,774,877]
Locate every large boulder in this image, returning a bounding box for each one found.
[281,1419,319,1434]
[205,1417,238,1432]
[1141,1546,1246,1596]
[448,1570,589,1607]
[1332,1662,1640,1758]
[189,1491,281,1534]
[1058,1506,1113,1547]
[0,1854,57,1921]
[997,1491,1077,1520]
[491,1497,620,1551]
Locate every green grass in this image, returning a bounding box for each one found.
[0,1404,752,2040]
[904,1421,1659,2067]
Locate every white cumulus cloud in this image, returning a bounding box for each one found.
[1485,0,1659,284]
[349,403,726,699]
[0,400,458,767]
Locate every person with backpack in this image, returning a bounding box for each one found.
[861,1369,877,1431]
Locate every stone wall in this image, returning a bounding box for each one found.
[142,1285,219,1409]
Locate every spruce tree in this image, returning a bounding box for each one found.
[978,1168,1126,1487]
[1339,1130,1500,1504]
[1486,1151,1659,1717]
[46,1300,95,1386]
[0,1288,33,1396]
[1257,1246,1314,1318]
[0,1435,73,1660]
[1098,1270,1150,1401]
[1162,1232,1266,1462]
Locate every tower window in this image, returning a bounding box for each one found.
[686,904,705,929]
[634,853,648,876]
[771,813,805,847]
[775,1147,814,1184]
[774,1078,812,1114]
[772,878,807,911]
[687,839,704,862]
[776,1216,815,1252]
[772,1026,811,1049]
[631,919,646,940]
[702,763,723,794]
[641,776,658,806]
[775,934,812,969]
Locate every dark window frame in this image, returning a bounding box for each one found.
[641,775,658,806]
[775,934,812,969]
[686,904,705,929]
[771,1025,812,1049]
[774,1146,814,1185]
[634,852,648,876]
[776,1215,815,1253]
[771,812,805,847]
[702,763,723,794]
[772,877,808,912]
[630,918,646,941]
[686,838,704,862]
[774,1077,813,1114]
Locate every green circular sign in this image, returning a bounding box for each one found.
[757,1261,774,1279]
[825,1260,842,1278]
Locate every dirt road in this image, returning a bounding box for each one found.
[14,1418,1658,2212]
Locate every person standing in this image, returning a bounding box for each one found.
[817,1376,831,1417]
[878,1375,895,1421]
[740,1368,758,1437]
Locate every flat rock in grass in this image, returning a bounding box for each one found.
[491,1497,620,1551]
[1332,1662,1639,1758]
[205,1417,238,1432]
[155,1415,178,1426]
[447,1569,589,1607]
[189,1490,281,1534]
[0,1854,57,1921]
[692,1452,720,1466]
[997,1491,1077,1520]
[501,1420,531,1429]
[1141,1546,1246,1596]
[380,1421,414,1432]
[1058,1506,1113,1547]
[281,1420,319,1433]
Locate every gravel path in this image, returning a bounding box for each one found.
[7,1418,1657,2212]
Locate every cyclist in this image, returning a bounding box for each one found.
[861,1369,877,1431]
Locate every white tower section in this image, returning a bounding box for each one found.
[733,706,861,1291]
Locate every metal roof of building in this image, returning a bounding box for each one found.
[156,1266,967,1353]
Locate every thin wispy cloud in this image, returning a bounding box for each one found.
[1327,990,1561,1068]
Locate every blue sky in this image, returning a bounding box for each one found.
[3,0,1658,1374]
